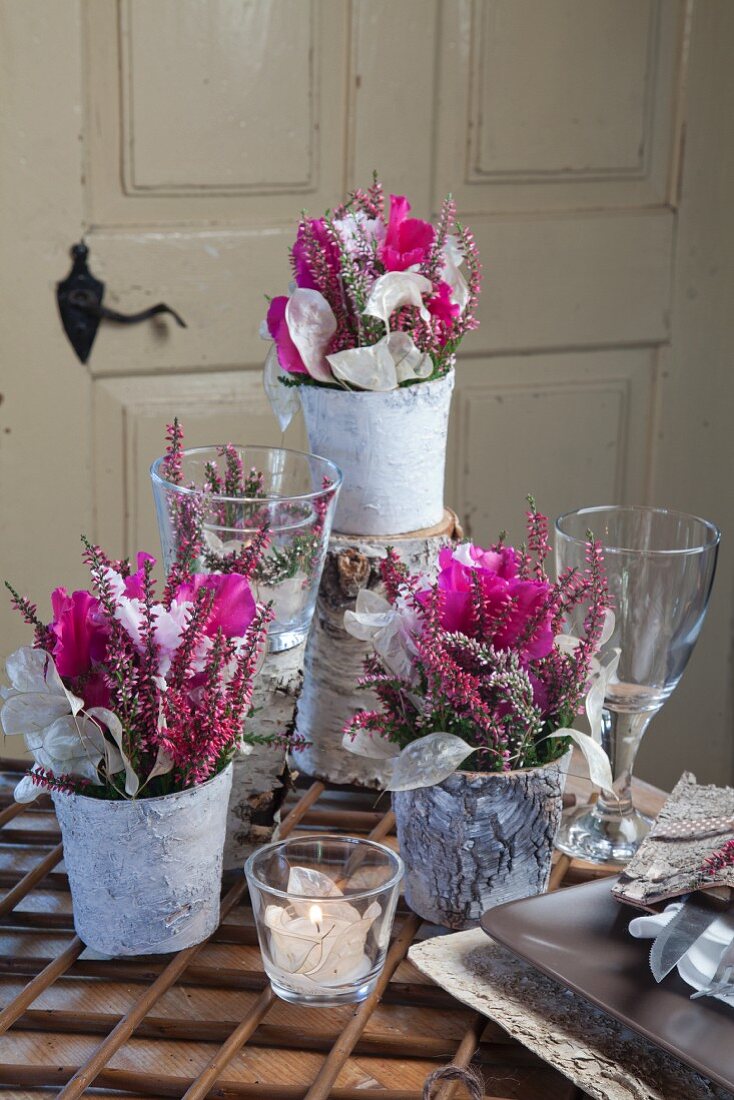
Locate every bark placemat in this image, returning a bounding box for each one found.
[612,771,734,910]
[409,929,733,1100]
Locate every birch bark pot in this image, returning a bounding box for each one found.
[53,764,233,956]
[299,371,454,536]
[293,510,460,787]
[223,643,305,870]
[393,751,572,930]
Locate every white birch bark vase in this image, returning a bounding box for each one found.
[393,751,572,930]
[299,372,454,536]
[223,643,305,870]
[53,764,233,956]
[292,510,460,787]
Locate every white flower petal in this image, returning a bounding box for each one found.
[385,332,432,383]
[14,773,40,803]
[1,693,71,739]
[363,271,432,329]
[146,743,174,783]
[263,342,301,432]
[552,728,614,795]
[442,235,469,313]
[385,733,476,791]
[87,707,139,797]
[327,340,398,391]
[342,728,400,761]
[5,647,63,696]
[285,288,337,383]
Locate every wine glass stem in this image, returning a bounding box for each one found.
[595,707,657,817]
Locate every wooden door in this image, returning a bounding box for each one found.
[1,0,732,788]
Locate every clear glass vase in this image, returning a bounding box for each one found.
[150,445,342,652]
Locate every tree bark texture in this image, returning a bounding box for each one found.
[292,509,461,787]
[394,752,572,930]
[223,642,304,870]
[613,770,734,910]
[410,928,732,1100]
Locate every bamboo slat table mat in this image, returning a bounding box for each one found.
[0,759,665,1099]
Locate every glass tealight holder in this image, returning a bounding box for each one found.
[245,835,403,1007]
[150,445,342,652]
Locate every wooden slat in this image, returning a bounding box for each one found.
[0,935,83,1035]
[0,1065,523,1100]
[0,842,63,915]
[303,913,423,1100]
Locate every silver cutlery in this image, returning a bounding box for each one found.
[650,893,723,982]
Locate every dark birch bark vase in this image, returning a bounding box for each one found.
[393,751,571,930]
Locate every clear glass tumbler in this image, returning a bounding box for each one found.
[150,445,342,652]
[245,835,403,1006]
[555,505,720,865]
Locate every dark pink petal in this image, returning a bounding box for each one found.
[266,296,308,374]
[178,573,257,638]
[50,588,108,679]
[381,195,435,272]
[124,552,157,599]
[292,219,341,291]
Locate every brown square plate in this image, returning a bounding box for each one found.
[481,876,734,1093]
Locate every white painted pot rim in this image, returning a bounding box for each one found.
[60,764,230,808]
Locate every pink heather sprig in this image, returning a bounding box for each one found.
[81,536,140,735]
[161,418,184,485]
[526,496,550,581]
[702,839,734,876]
[336,173,385,221]
[29,767,92,796]
[421,194,457,283]
[220,445,244,498]
[163,492,205,605]
[451,222,482,337]
[4,582,55,653]
[135,557,159,748]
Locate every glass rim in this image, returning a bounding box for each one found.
[150,444,343,505]
[555,504,721,556]
[244,833,404,902]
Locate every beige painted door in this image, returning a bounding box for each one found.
[2,0,732,788]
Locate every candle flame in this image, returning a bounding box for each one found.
[309,904,323,926]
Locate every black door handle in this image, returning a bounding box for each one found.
[57,241,187,363]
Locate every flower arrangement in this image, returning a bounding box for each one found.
[1,527,274,802]
[262,175,481,398]
[343,500,615,789]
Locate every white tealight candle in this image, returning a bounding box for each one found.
[262,866,382,993]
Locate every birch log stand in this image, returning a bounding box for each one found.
[292,509,461,787]
[222,642,305,870]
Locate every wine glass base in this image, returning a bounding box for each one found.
[555,802,654,866]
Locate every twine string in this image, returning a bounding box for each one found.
[422,1064,484,1099]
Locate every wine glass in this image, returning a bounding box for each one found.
[554,505,720,865]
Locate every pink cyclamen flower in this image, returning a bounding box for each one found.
[49,588,108,680]
[292,218,341,290]
[422,545,554,661]
[121,552,157,599]
[381,195,435,272]
[426,281,461,344]
[176,573,257,638]
[266,296,308,375]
